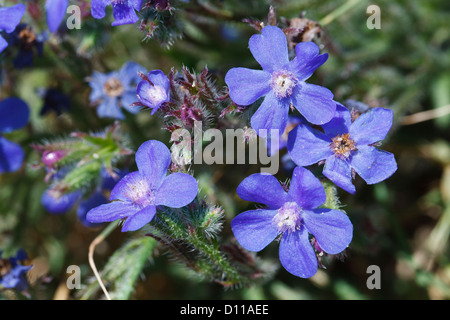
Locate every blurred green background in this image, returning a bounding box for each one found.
[1,0,449,300]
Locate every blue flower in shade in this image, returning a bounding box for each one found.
[45,0,69,33]
[0,249,32,291]
[86,140,198,232]
[88,61,147,120]
[231,166,353,278]
[8,23,45,68]
[0,98,29,174]
[225,26,335,139]
[136,70,170,115]
[0,3,26,53]
[40,88,71,116]
[91,0,143,26]
[287,103,398,194]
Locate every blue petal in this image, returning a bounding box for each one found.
[97,98,125,120]
[236,173,288,209]
[323,155,355,194]
[155,173,198,208]
[287,122,332,167]
[0,4,26,33]
[303,208,353,254]
[0,137,25,173]
[350,145,397,185]
[121,205,156,232]
[41,189,82,214]
[135,140,171,188]
[109,171,143,201]
[349,107,394,146]
[0,35,8,53]
[0,97,30,133]
[46,0,69,33]
[111,1,140,26]
[291,83,335,125]
[86,200,139,223]
[91,0,111,19]
[279,228,318,278]
[248,26,289,72]
[13,50,34,69]
[321,102,352,138]
[121,91,140,113]
[225,67,271,106]
[288,41,328,81]
[250,91,289,139]
[77,192,108,227]
[288,166,326,210]
[88,71,109,102]
[118,61,147,87]
[231,209,279,252]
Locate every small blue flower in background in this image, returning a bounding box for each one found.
[88,61,147,120]
[0,98,29,174]
[136,69,170,115]
[225,25,335,139]
[87,140,198,232]
[0,3,26,53]
[45,0,69,33]
[40,88,71,116]
[91,0,143,26]
[287,103,397,194]
[231,166,353,278]
[8,23,45,68]
[41,168,126,227]
[0,249,32,292]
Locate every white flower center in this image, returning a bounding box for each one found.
[125,177,155,208]
[270,70,297,99]
[272,202,302,233]
[140,85,167,106]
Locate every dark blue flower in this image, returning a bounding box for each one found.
[45,0,69,33]
[0,4,26,53]
[136,69,170,115]
[89,61,146,120]
[287,103,397,194]
[8,23,45,69]
[231,166,353,278]
[40,88,71,116]
[225,26,335,139]
[0,97,29,174]
[91,0,143,26]
[0,249,32,291]
[86,140,198,232]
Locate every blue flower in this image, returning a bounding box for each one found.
[88,61,147,120]
[225,26,335,139]
[136,69,170,115]
[86,140,198,232]
[0,249,32,291]
[287,103,397,194]
[45,0,69,33]
[91,0,143,26]
[8,23,45,68]
[40,88,71,116]
[0,98,29,174]
[0,4,26,53]
[232,166,352,278]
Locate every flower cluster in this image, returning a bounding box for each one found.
[0,249,32,292]
[226,25,397,278]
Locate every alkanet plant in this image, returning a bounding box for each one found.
[0,2,403,299]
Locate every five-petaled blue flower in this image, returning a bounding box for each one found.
[225,25,335,139]
[86,140,198,232]
[91,0,143,26]
[8,23,46,69]
[0,249,32,292]
[136,70,170,115]
[0,98,30,174]
[231,166,353,278]
[88,61,146,120]
[287,103,398,194]
[0,3,26,53]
